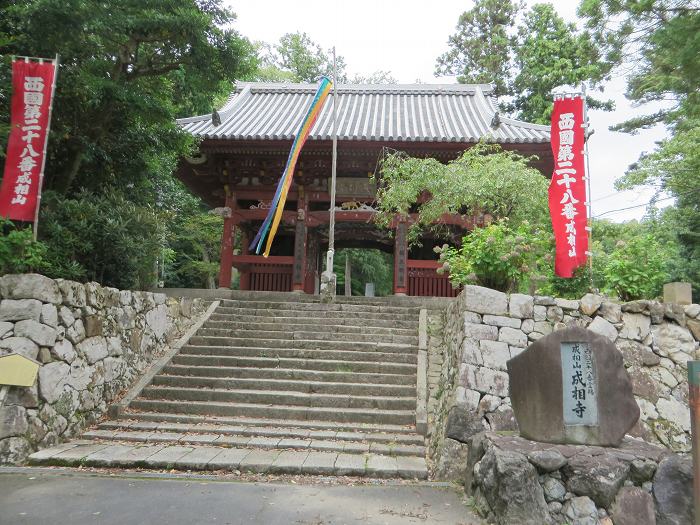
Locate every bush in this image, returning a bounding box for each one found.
[437,219,551,293]
[38,190,167,290]
[0,218,48,274]
[603,235,668,301]
[537,239,606,299]
[163,211,223,289]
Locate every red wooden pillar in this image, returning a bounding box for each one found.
[239,230,251,291]
[393,220,408,295]
[217,190,236,289]
[304,231,319,294]
[292,192,308,292]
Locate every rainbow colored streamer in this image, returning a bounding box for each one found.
[250,77,333,257]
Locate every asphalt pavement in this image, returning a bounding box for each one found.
[0,467,483,525]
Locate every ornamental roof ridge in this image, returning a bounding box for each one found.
[236,81,493,96]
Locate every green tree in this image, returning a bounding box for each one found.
[258,32,347,83]
[374,143,549,241]
[0,0,257,195]
[334,249,393,296]
[435,0,522,96]
[164,208,224,289]
[350,71,398,84]
[436,1,611,121]
[579,0,700,131]
[255,35,397,84]
[146,176,227,289]
[580,0,700,299]
[616,127,700,296]
[511,3,612,123]
[37,190,167,289]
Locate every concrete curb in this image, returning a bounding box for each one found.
[108,300,221,418]
[416,309,428,436]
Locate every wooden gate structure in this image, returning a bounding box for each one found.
[175,83,552,296]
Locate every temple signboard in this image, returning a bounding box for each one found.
[560,341,598,426]
[333,177,376,198]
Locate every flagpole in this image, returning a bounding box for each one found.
[581,82,594,291]
[325,47,339,285]
[32,54,59,242]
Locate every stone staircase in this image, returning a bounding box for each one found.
[29,293,433,479]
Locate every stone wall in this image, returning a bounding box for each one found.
[429,285,700,479]
[465,432,691,525]
[0,273,203,464]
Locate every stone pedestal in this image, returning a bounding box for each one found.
[320,270,336,303]
[465,432,688,525]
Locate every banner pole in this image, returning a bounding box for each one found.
[581,83,594,291]
[32,54,59,242]
[326,47,338,276]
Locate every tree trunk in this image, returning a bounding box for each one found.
[55,144,86,194]
[345,253,352,296]
[202,247,215,289]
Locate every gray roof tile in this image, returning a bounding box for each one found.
[177,82,550,144]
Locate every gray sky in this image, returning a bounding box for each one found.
[229,0,669,222]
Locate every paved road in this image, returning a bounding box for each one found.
[0,468,483,525]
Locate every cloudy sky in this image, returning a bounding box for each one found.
[229,0,669,222]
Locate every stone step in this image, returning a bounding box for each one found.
[162,364,415,385]
[129,399,416,425]
[213,307,417,322]
[208,313,417,329]
[171,354,417,375]
[217,300,421,315]
[139,386,416,411]
[97,419,425,445]
[195,327,418,345]
[179,345,417,364]
[220,289,450,308]
[152,374,416,396]
[186,336,415,354]
[118,411,419,435]
[80,428,425,457]
[28,442,428,479]
[203,319,417,336]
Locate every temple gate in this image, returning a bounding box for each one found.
[175,83,552,296]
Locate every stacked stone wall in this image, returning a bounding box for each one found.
[0,273,204,464]
[466,432,691,525]
[429,285,700,479]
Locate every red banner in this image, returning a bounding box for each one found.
[0,59,57,222]
[549,97,588,278]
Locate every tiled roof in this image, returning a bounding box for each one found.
[178,82,550,144]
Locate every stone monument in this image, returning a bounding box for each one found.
[507,326,640,446]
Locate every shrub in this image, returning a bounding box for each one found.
[437,219,550,293]
[163,211,223,289]
[0,218,48,274]
[38,190,167,289]
[603,235,668,301]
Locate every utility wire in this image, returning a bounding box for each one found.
[590,186,661,203]
[593,185,699,218]
[593,194,677,218]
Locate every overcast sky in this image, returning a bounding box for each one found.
[228,0,669,222]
